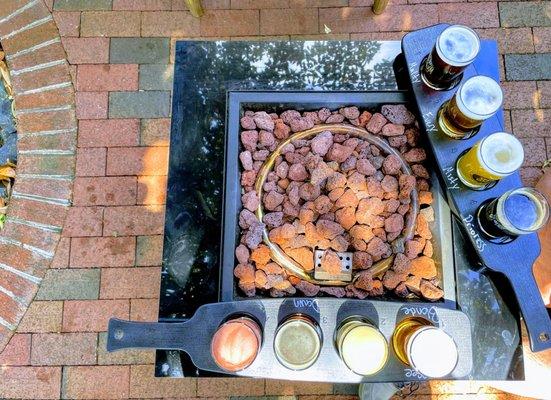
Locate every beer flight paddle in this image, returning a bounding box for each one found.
[400,23,551,352]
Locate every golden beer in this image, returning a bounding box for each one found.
[336,317,388,376]
[477,187,550,240]
[438,75,503,139]
[392,317,458,378]
[421,25,480,90]
[274,314,321,370]
[456,132,524,189]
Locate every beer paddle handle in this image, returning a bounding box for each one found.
[507,269,551,352]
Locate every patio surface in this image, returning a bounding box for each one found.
[0,0,549,399]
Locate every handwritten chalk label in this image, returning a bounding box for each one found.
[405,368,427,380]
[293,298,320,313]
[443,166,460,190]
[422,111,437,133]
[401,306,440,324]
[463,214,486,252]
[409,62,421,84]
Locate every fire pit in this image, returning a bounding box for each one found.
[140,40,524,380]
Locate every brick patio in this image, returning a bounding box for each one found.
[0,0,549,399]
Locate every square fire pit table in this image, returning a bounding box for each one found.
[155,40,524,381]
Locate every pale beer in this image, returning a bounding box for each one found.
[438,75,503,139]
[421,25,480,90]
[456,132,524,189]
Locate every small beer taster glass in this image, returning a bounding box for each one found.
[456,131,524,190]
[420,25,480,91]
[437,75,503,139]
[477,187,550,243]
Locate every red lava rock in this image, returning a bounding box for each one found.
[241,170,257,187]
[250,245,271,266]
[387,230,401,241]
[239,151,254,170]
[394,282,409,297]
[405,239,424,259]
[420,279,444,301]
[358,111,372,127]
[318,107,332,122]
[341,156,357,172]
[259,262,283,275]
[326,113,345,123]
[299,208,315,225]
[381,104,415,125]
[330,235,349,252]
[269,223,297,245]
[419,191,433,205]
[320,250,342,274]
[381,175,398,192]
[354,270,374,291]
[288,163,308,181]
[416,213,432,239]
[316,219,345,240]
[410,256,437,279]
[285,235,309,249]
[281,143,295,154]
[244,222,265,249]
[310,130,333,156]
[417,178,430,192]
[347,171,367,193]
[366,177,384,198]
[296,280,320,296]
[382,154,402,175]
[353,251,373,269]
[340,106,360,120]
[299,182,321,201]
[240,116,256,130]
[253,149,269,161]
[310,162,335,186]
[384,213,404,233]
[263,211,284,229]
[242,191,259,212]
[239,280,256,297]
[345,284,368,299]
[397,204,410,216]
[255,269,268,289]
[234,263,255,282]
[398,174,416,202]
[366,113,387,134]
[388,135,408,148]
[286,247,314,271]
[326,172,347,191]
[403,148,427,163]
[366,237,390,259]
[405,128,420,147]
[239,209,258,229]
[265,273,284,289]
[280,110,301,124]
[259,130,275,147]
[235,244,250,265]
[335,207,356,230]
[314,195,332,214]
[392,253,410,274]
[290,117,315,132]
[335,188,359,209]
[356,197,384,223]
[423,240,434,257]
[412,164,430,179]
[384,199,400,213]
[350,225,374,243]
[274,120,291,140]
[328,187,345,202]
[285,151,305,164]
[253,111,275,132]
[356,158,376,176]
[373,227,387,241]
[304,111,321,124]
[275,161,289,179]
[326,143,354,163]
[381,123,405,137]
[405,275,422,295]
[382,269,406,290]
[264,191,285,211]
[283,201,300,219]
[319,286,346,297]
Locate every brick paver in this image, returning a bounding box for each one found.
[0,0,549,399]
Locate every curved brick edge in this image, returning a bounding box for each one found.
[0,0,76,352]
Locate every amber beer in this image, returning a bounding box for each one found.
[456,132,524,189]
[477,187,550,241]
[421,25,480,90]
[392,317,458,378]
[438,75,503,139]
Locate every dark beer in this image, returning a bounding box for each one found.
[438,75,503,139]
[477,187,550,241]
[421,25,480,90]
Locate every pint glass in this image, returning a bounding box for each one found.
[437,75,503,139]
[421,25,480,90]
[456,132,524,189]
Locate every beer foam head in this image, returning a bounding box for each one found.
[437,25,480,66]
[407,327,458,378]
[457,75,503,119]
[479,132,524,175]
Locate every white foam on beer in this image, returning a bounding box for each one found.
[456,75,503,119]
[407,327,458,378]
[479,132,524,175]
[437,25,480,66]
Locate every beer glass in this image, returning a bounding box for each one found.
[437,75,503,139]
[274,314,321,370]
[456,132,524,189]
[335,317,388,376]
[477,187,550,241]
[421,25,480,90]
[392,317,458,378]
